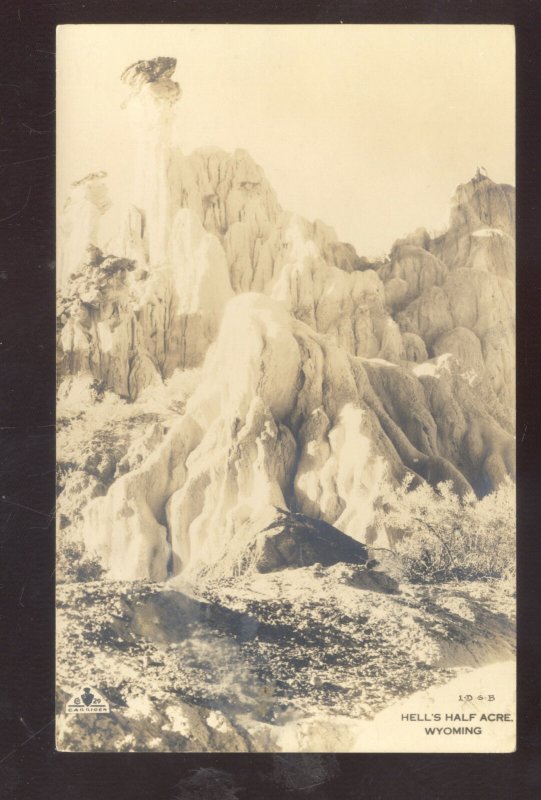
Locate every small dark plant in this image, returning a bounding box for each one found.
[58,538,104,583]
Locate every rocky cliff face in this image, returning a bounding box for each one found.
[57,59,515,583]
[379,171,515,418]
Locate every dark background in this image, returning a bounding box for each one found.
[1,1,540,797]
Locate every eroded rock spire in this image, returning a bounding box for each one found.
[121,56,181,103]
[121,57,182,264]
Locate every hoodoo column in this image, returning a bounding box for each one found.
[121,57,182,266]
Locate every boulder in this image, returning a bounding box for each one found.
[244,509,369,573]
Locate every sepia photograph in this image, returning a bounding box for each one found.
[55,24,516,753]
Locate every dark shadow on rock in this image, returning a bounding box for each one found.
[243,508,369,573]
[118,590,264,646]
[125,590,331,651]
[413,592,515,669]
[342,565,400,595]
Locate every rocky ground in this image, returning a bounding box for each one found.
[56,566,515,752]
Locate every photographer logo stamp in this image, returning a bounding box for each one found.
[66,687,110,714]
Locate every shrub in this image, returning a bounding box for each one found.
[376,476,515,583]
[57,537,104,583]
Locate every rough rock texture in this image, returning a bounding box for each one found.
[56,571,515,752]
[57,55,404,383]
[243,509,369,574]
[57,206,232,398]
[378,171,515,420]
[58,170,514,420]
[55,60,517,757]
[80,293,513,581]
[58,63,515,423]
[57,156,398,388]
[57,58,515,583]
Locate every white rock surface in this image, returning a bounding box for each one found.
[57,59,515,582]
[81,292,512,581]
[378,172,515,419]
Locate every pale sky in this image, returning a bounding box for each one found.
[57,25,515,258]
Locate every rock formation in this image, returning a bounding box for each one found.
[57,58,515,583]
[244,509,370,574]
[379,171,515,419]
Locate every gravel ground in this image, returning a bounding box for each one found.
[56,564,515,752]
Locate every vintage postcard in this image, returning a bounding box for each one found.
[56,24,515,752]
